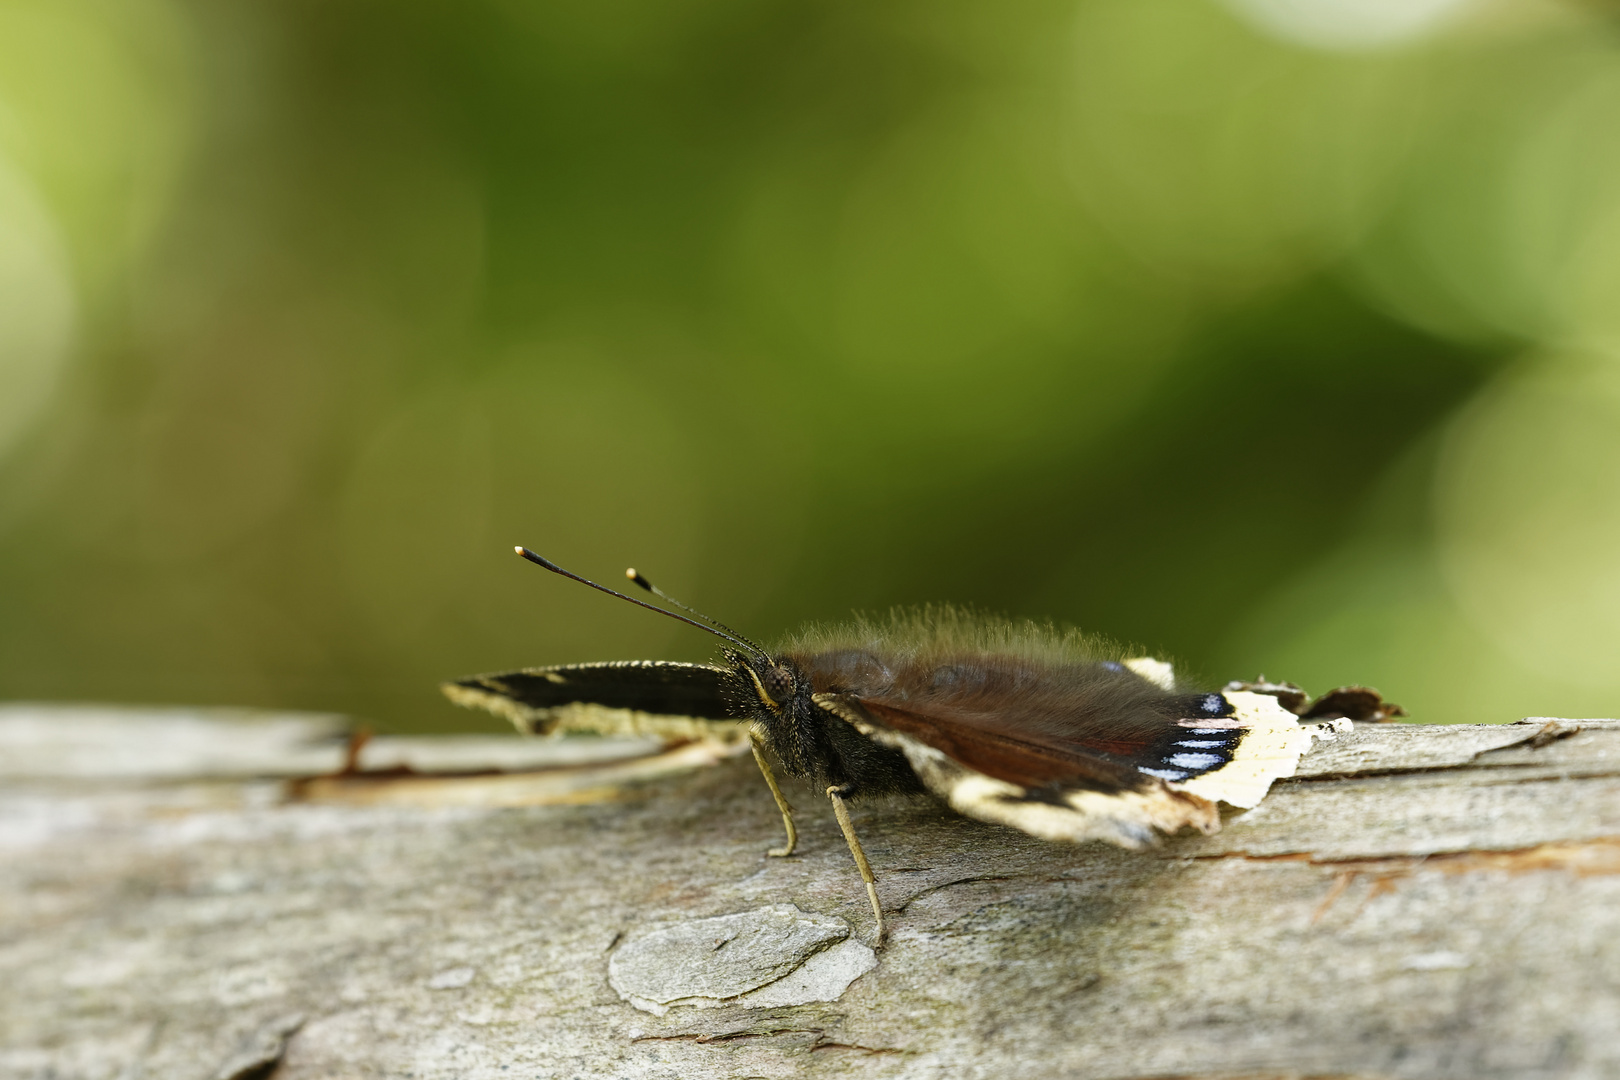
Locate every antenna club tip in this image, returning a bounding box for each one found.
[624,567,636,580]
[514,546,526,555]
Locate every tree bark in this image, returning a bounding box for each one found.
[2,705,1617,1079]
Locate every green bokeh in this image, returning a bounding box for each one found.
[2,0,1617,730]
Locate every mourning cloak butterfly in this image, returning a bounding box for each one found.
[444,548,1402,944]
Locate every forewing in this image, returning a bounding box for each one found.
[443,661,741,741]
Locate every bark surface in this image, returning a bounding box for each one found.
[2,705,1617,1080]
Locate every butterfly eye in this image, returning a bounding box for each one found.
[746,662,797,711]
[765,665,797,707]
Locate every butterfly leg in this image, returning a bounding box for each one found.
[749,732,798,857]
[826,785,885,945]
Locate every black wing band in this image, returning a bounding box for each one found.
[443,661,735,735]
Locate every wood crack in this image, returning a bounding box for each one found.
[1190,837,1620,876]
[809,1040,905,1055]
[891,874,1016,913]
[629,1029,905,1055]
[1283,761,1620,785]
[630,1027,824,1045]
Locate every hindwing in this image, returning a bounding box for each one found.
[813,675,1312,849]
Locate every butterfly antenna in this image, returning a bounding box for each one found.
[625,567,768,657]
[514,548,768,661]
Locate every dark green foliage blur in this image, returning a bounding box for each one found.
[3,0,1618,730]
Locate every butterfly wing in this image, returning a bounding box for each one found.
[443,661,743,743]
[813,667,1310,849]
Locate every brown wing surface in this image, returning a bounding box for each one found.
[855,698,1148,793]
[802,651,1232,793]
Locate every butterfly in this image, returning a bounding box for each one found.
[444,548,1401,943]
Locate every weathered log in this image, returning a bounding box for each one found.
[1,705,1617,1079]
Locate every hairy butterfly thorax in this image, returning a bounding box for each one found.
[722,649,921,798]
[444,548,1405,945]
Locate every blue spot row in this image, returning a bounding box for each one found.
[1136,719,1242,782]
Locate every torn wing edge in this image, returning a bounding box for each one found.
[1170,689,1314,810]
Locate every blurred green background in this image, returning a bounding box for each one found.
[2,0,1618,731]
